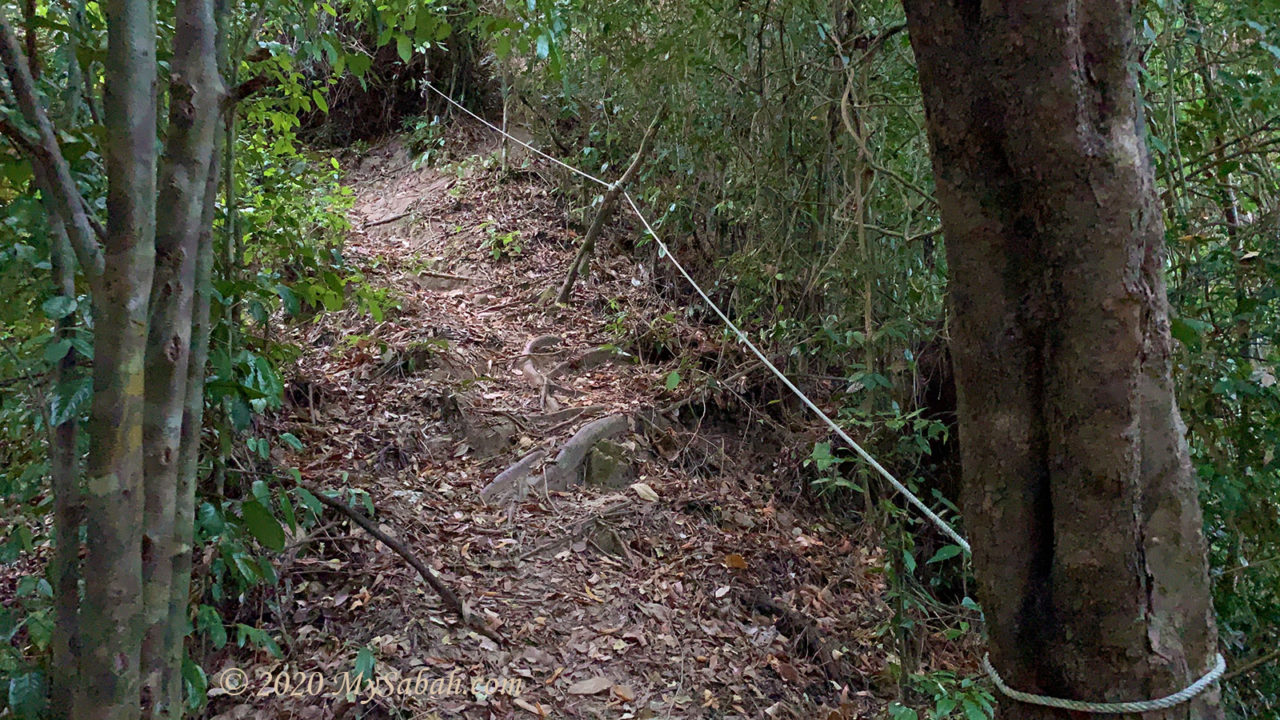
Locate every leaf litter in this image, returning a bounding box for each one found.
[203,121,980,720]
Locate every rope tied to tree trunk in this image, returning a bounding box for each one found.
[982,653,1226,713]
[421,79,1228,710]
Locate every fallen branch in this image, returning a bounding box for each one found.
[416,269,475,282]
[364,210,412,229]
[305,485,504,644]
[542,404,608,434]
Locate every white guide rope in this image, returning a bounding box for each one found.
[423,80,969,552]
[983,653,1226,713]
[420,81,1225,711]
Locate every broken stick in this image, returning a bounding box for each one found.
[305,485,504,644]
[555,108,667,304]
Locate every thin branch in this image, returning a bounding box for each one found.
[0,7,103,278]
[556,108,667,303]
[305,484,504,644]
[222,73,271,109]
[1223,647,1280,683]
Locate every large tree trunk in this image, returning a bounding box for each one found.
[900,2,1221,719]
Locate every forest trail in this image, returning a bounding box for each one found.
[207,124,938,720]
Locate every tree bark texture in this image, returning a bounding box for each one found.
[77,0,158,711]
[900,2,1221,719]
[139,0,223,713]
[2,0,223,715]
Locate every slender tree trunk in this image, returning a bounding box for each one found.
[160,149,219,719]
[77,0,158,715]
[45,207,84,720]
[900,3,1221,719]
[139,0,223,714]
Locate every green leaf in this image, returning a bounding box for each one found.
[197,605,227,649]
[50,376,92,426]
[41,295,77,319]
[8,671,47,719]
[347,52,372,77]
[935,697,957,716]
[197,502,225,535]
[1170,316,1212,348]
[354,646,376,682]
[25,610,53,650]
[296,487,323,519]
[241,500,285,551]
[357,490,375,517]
[182,657,208,710]
[68,334,93,360]
[280,432,303,451]
[961,698,990,720]
[664,370,681,390]
[312,89,329,114]
[44,338,73,363]
[809,441,835,471]
[233,554,261,583]
[396,34,411,62]
[279,491,297,533]
[927,544,963,564]
[275,284,300,315]
[887,703,918,720]
[251,479,271,506]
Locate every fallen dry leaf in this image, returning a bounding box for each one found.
[567,676,614,695]
[630,482,659,501]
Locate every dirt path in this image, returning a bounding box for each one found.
[206,126,914,720]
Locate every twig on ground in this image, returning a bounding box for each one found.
[304,484,504,644]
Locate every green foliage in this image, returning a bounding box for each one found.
[407,114,450,168]
[0,0,389,711]
[888,668,995,720]
[487,0,1280,713]
[1137,1,1280,711]
[478,219,524,260]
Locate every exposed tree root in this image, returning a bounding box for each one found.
[544,414,629,490]
[516,334,576,406]
[547,346,633,380]
[479,449,547,503]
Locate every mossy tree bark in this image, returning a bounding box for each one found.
[900,2,1222,718]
